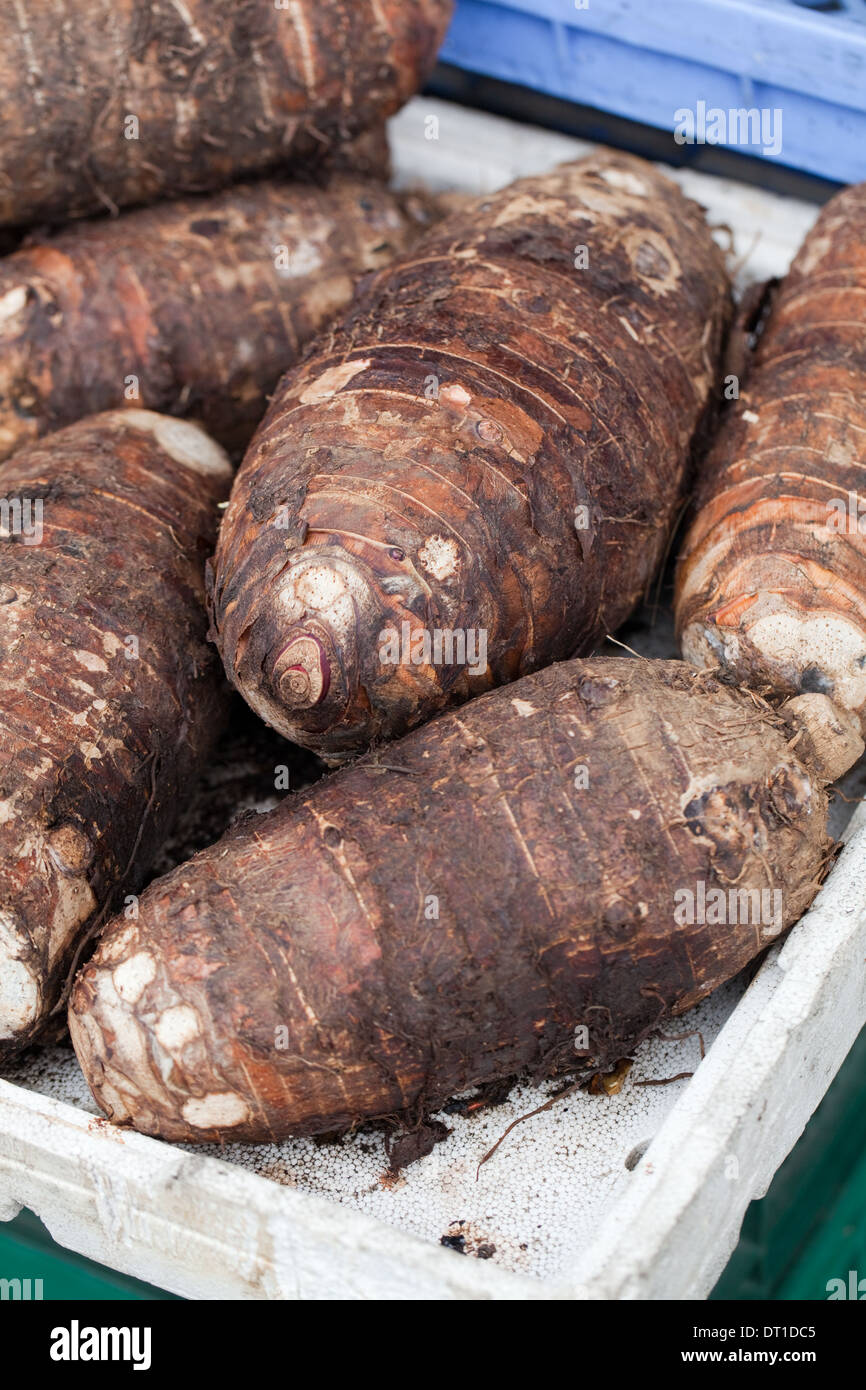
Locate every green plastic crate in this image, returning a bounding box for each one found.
[712,1025,866,1300]
[0,1208,177,1301]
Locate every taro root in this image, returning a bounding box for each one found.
[70,657,833,1145]
[676,180,866,773]
[0,411,231,1057]
[210,152,732,762]
[0,176,425,461]
[0,0,453,227]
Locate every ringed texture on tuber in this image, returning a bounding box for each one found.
[676,180,866,776]
[211,152,732,761]
[0,177,426,461]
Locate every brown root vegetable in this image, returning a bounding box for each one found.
[0,177,425,462]
[0,0,452,229]
[676,181,866,770]
[210,152,732,762]
[69,657,831,1146]
[0,410,232,1059]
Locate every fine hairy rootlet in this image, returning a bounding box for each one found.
[0,177,425,462]
[210,152,732,762]
[70,658,833,1145]
[0,411,232,1058]
[0,0,453,227]
[676,181,866,769]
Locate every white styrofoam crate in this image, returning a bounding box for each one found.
[1,99,864,1301]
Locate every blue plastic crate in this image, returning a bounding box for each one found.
[440,0,866,183]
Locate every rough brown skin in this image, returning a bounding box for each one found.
[312,124,393,185]
[69,657,831,1146]
[210,152,732,762]
[0,177,428,463]
[0,410,232,1059]
[0,0,453,228]
[676,181,866,769]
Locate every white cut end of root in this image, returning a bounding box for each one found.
[418,534,460,582]
[81,971,169,1113]
[181,1092,249,1129]
[102,410,232,478]
[748,611,866,719]
[0,285,29,327]
[154,1004,201,1054]
[293,562,348,611]
[272,550,374,667]
[112,951,157,1005]
[0,911,40,1040]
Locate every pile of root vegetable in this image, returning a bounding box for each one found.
[1,1,865,1161]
